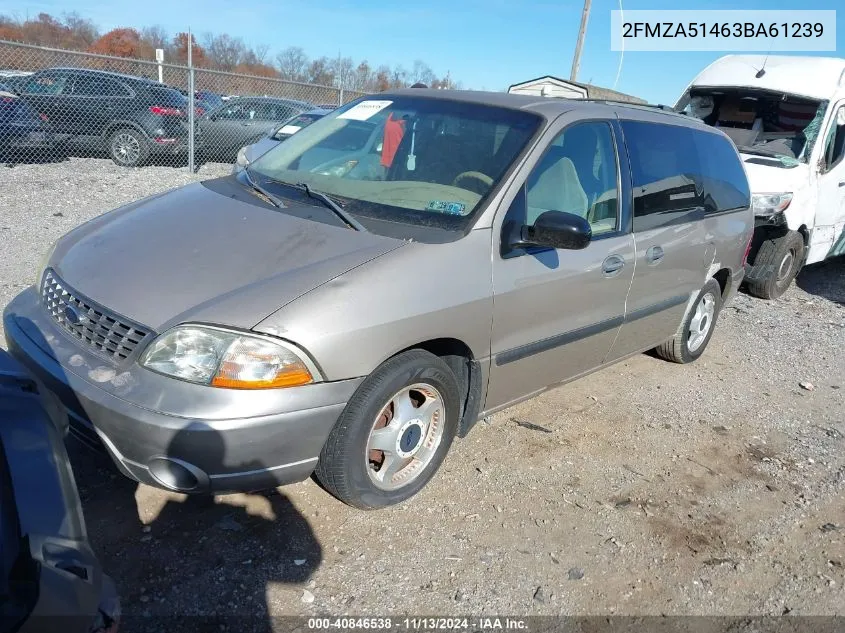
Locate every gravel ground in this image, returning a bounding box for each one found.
[1,159,843,629]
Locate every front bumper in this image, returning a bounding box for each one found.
[4,287,362,494]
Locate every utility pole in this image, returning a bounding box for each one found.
[569,0,592,82]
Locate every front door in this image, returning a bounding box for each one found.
[486,119,635,412]
[813,102,845,259]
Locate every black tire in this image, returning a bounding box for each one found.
[744,230,804,300]
[108,127,150,167]
[315,350,461,510]
[655,278,722,364]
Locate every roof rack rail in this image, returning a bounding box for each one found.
[585,99,685,113]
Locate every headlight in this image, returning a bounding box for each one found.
[751,193,792,217]
[314,159,358,177]
[36,239,58,287]
[139,325,318,389]
[236,147,250,168]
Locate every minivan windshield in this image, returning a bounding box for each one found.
[250,95,542,227]
[685,89,827,166]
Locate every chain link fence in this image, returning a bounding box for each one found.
[0,39,365,169]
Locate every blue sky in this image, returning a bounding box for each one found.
[5,0,844,104]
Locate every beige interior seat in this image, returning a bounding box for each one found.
[526,152,588,224]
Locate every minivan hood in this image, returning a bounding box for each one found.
[739,153,809,193]
[50,181,404,332]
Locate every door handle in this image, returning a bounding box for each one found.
[602,254,625,277]
[838,181,844,187]
[646,245,665,264]
[241,122,255,126]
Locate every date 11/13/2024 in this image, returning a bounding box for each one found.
[307,617,529,630]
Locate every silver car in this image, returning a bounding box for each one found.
[4,90,753,509]
[234,108,332,172]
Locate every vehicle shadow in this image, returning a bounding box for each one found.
[794,254,845,305]
[13,315,321,633]
[69,435,321,632]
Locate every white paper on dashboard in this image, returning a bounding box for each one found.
[337,100,392,121]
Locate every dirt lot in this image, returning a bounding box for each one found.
[1,159,844,629]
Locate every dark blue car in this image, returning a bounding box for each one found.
[0,83,54,158]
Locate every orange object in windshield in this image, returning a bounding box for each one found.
[380,113,405,168]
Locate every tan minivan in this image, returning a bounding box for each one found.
[5,90,753,509]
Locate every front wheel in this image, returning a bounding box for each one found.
[315,350,460,509]
[744,230,804,300]
[655,278,723,364]
[108,128,149,167]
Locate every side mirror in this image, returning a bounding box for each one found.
[514,211,592,250]
[837,105,845,126]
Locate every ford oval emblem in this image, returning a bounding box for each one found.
[64,305,84,325]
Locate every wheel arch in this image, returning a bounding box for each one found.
[102,120,150,142]
[389,338,484,439]
[712,267,731,300]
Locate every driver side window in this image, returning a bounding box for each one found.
[525,121,619,235]
[821,113,845,173]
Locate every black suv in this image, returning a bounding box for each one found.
[15,68,196,167]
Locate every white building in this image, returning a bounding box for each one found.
[508,75,645,104]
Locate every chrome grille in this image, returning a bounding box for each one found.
[41,269,152,362]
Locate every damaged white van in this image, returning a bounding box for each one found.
[676,55,845,299]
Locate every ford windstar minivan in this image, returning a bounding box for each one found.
[5,90,753,509]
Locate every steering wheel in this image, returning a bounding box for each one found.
[452,171,494,189]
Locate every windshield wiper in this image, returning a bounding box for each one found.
[295,182,367,232]
[243,167,284,208]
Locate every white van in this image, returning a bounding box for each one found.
[676,55,845,299]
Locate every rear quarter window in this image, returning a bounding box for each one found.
[144,86,187,107]
[622,120,750,232]
[694,129,751,214]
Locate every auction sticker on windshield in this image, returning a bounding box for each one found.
[279,125,302,135]
[338,100,393,121]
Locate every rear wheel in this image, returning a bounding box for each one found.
[108,128,149,167]
[315,350,460,509]
[744,230,804,300]
[655,278,722,364]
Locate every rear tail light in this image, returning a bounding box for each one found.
[195,107,204,116]
[0,96,13,103]
[38,113,48,122]
[153,137,177,144]
[149,105,182,116]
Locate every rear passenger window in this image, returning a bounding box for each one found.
[24,73,67,95]
[622,121,702,232]
[623,120,750,232]
[72,76,129,97]
[696,131,751,213]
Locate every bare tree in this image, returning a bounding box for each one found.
[353,61,372,92]
[411,59,435,86]
[140,24,168,50]
[252,43,270,65]
[63,12,99,47]
[331,55,355,90]
[203,32,246,70]
[307,56,334,86]
[390,65,408,89]
[275,46,309,82]
[374,65,391,92]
